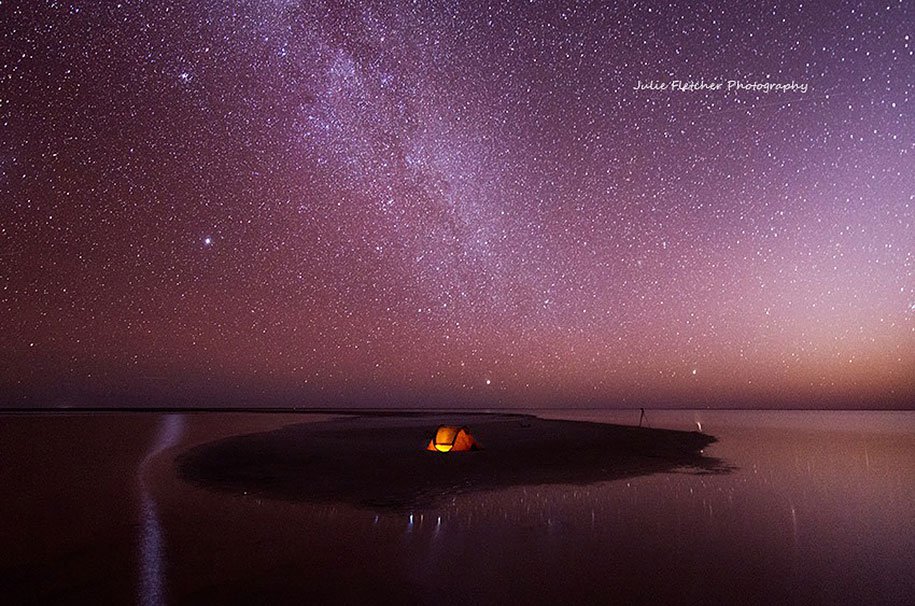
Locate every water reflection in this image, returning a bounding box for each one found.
[138,415,184,606]
[158,411,913,604]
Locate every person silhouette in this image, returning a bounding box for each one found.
[638,407,646,427]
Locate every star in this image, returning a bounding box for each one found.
[2,0,909,409]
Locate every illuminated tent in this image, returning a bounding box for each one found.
[425,426,482,452]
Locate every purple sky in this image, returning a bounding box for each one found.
[2,1,912,408]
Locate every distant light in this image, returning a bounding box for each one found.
[203,236,212,246]
[485,378,491,385]
[692,369,697,375]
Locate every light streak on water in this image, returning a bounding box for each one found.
[138,415,185,606]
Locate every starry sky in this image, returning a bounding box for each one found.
[2,0,913,409]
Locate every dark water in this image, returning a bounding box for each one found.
[0,410,912,605]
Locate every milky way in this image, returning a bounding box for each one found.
[2,1,913,408]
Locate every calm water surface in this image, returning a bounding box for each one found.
[0,410,912,604]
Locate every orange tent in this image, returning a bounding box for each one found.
[425,426,482,452]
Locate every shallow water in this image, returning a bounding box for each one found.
[0,410,912,604]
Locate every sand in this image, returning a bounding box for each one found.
[177,413,724,509]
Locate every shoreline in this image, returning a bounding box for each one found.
[177,413,726,510]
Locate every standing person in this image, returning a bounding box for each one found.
[639,407,646,427]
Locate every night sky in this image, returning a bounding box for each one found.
[2,1,912,408]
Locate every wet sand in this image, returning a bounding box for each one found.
[178,414,723,509]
